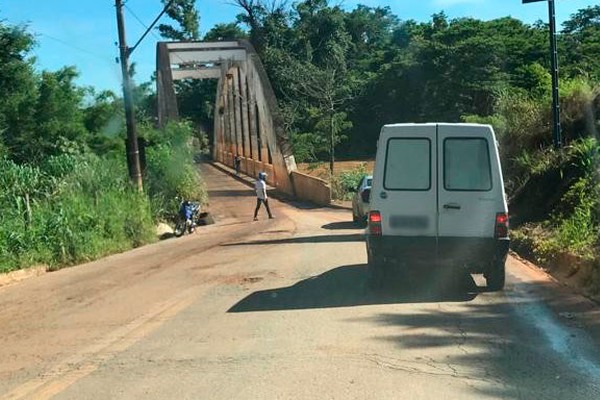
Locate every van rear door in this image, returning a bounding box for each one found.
[437,124,501,241]
[376,125,437,239]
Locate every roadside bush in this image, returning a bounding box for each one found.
[331,164,367,201]
[143,121,207,220]
[510,138,600,261]
[0,154,155,273]
[559,78,599,140]
[464,77,599,196]
[0,121,207,273]
[290,132,324,163]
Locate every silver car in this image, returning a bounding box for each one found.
[351,175,372,225]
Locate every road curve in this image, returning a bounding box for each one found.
[1,163,599,400]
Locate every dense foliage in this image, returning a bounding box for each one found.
[0,154,155,272]
[226,1,600,164]
[0,18,206,273]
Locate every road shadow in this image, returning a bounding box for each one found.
[207,189,253,198]
[321,221,361,230]
[222,233,364,247]
[228,264,479,312]
[277,198,324,210]
[356,293,600,400]
[159,232,175,240]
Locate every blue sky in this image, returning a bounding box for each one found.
[1,0,597,93]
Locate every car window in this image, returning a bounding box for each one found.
[384,138,431,191]
[444,138,492,191]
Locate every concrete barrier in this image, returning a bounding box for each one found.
[221,151,278,186]
[216,154,332,206]
[291,171,331,206]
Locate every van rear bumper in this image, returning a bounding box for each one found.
[366,236,509,272]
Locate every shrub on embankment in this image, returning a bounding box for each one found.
[0,154,155,272]
[0,121,206,274]
[509,138,600,297]
[143,121,207,221]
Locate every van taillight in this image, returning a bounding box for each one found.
[495,212,509,238]
[369,211,382,236]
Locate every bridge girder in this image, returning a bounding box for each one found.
[156,40,298,196]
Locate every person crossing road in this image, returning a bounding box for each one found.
[253,172,274,221]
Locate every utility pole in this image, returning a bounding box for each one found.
[547,0,562,148]
[115,0,143,191]
[523,0,562,148]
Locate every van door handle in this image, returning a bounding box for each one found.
[443,203,461,210]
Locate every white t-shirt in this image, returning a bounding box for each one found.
[255,180,267,200]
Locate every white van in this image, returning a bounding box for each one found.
[366,123,509,290]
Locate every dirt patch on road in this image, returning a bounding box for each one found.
[0,265,48,289]
[213,273,269,289]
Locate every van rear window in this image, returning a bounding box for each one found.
[444,138,492,191]
[384,138,431,191]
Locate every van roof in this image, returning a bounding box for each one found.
[382,122,492,129]
[380,123,495,141]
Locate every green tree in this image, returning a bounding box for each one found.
[0,22,38,161]
[561,6,600,79]
[343,5,398,72]
[83,89,124,155]
[204,23,247,41]
[32,67,88,158]
[158,0,200,40]
[293,0,350,67]
[233,0,291,54]
[350,14,550,154]
[282,55,355,174]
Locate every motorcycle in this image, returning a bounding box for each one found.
[174,199,201,237]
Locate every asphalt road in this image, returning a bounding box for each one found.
[1,163,600,400]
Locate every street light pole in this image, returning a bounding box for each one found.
[523,0,562,148]
[115,0,143,191]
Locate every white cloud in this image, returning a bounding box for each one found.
[433,0,486,7]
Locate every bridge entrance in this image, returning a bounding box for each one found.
[156,40,296,194]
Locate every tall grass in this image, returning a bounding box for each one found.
[0,154,155,272]
[0,121,206,273]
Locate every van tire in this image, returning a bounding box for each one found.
[367,253,385,290]
[486,260,505,291]
[360,215,368,228]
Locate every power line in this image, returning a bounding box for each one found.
[4,18,117,67]
[124,3,163,42]
[126,0,175,55]
[123,2,191,68]
[36,31,114,63]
